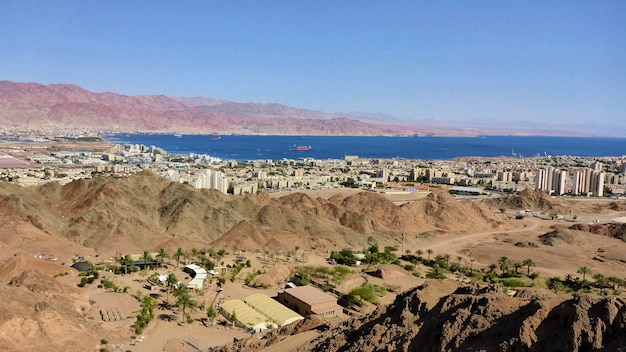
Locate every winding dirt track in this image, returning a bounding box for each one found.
[426,217,543,252]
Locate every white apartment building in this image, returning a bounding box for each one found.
[535,167,566,195]
[572,168,604,197]
[192,169,229,194]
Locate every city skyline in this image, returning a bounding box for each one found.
[1,1,624,132]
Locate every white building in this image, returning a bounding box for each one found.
[535,167,566,195]
[193,169,229,193]
[572,168,604,196]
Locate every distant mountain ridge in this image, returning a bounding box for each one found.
[0,80,603,136]
[0,81,415,136]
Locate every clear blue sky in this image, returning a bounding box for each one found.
[1,1,624,129]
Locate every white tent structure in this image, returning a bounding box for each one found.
[244,293,303,327]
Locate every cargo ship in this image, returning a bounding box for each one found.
[293,145,312,151]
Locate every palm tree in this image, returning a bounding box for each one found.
[174,247,185,268]
[513,262,523,276]
[456,256,463,265]
[497,256,511,275]
[593,273,608,288]
[577,266,591,281]
[488,264,496,273]
[175,286,197,322]
[166,273,178,305]
[443,254,451,268]
[426,249,433,262]
[522,258,536,276]
[470,259,476,272]
[416,249,423,259]
[156,248,169,268]
[141,251,153,270]
[120,254,133,275]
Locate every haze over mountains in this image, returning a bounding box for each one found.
[0,81,603,136]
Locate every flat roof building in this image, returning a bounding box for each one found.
[277,285,342,318]
[244,293,304,327]
[184,264,207,290]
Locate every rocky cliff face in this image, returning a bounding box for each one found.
[304,282,626,352]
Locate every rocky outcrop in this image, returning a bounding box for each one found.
[304,282,626,351]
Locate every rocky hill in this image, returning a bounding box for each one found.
[486,188,566,213]
[0,80,416,135]
[0,171,504,255]
[302,282,626,352]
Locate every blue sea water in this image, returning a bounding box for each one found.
[106,134,626,161]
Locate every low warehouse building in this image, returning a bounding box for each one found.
[244,293,304,327]
[220,299,276,332]
[277,285,343,318]
[183,264,207,290]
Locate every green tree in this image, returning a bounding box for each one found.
[497,256,511,275]
[426,264,446,280]
[120,254,133,275]
[443,254,451,267]
[513,261,523,276]
[593,273,609,288]
[175,286,197,322]
[206,305,217,326]
[142,250,153,270]
[416,249,423,259]
[522,258,536,276]
[426,249,434,262]
[548,279,565,293]
[230,309,237,328]
[166,273,178,305]
[174,247,185,268]
[577,266,591,281]
[156,248,169,267]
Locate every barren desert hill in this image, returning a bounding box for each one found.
[0,255,129,352]
[0,171,505,256]
[486,188,567,213]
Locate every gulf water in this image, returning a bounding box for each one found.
[106,134,626,161]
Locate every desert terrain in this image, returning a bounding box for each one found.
[1,171,626,351]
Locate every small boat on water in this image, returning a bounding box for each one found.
[210,136,221,141]
[293,145,312,151]
[174,133,182,138]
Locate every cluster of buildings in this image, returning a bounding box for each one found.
[535,161,607,196]
[2,139,626,198]
[219,285,342,332]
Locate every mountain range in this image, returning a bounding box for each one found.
[0,80,600,136]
